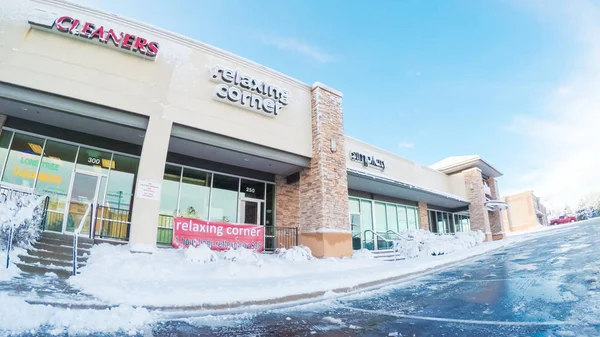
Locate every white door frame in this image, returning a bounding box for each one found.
[62,169,104,234]
[238,198,263,225]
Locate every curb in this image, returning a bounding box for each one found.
[24,224,582,315]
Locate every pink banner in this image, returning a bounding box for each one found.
[172,217,265,252]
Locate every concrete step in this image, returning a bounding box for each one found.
[15,262,73,278]
[41,231,94,245]
[33,242,91,256]
[38,236,93,250]
[18,254,85,268]
[27,248,88,263]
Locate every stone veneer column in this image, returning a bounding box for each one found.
[418,201,429,231]
[487,177,505,240]
[129,116,173,253]
[0,114,7,133]
[297,82,350,258]
[274,175,300,229]
[462,168,492,241]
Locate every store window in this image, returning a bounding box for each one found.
[1,133,45,188]
[210,174,239,223]
[105,154,138,211]
[374,202,387,233]
[386,204,399,232]
[398,206,408,230]
[240,179,265,200]
[34,140,78,231]
[0,131,13,175]
[76,147,111,175]
[179,168,211,219]
[360,200,374,248]
[157,165,181,244]
[407,208,418,229]
[265,184,275,226]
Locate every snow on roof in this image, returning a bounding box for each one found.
[429,155,481,170]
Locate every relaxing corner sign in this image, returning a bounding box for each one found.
[27,8,160,60]
[350,151,386,171]
[210,65,290,117]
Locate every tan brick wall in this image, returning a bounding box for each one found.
[0,114,6,134]
[298,83,350,257]
[275,175,300,229]
[487,177,499,200]
[462,168,492,240]
[418,201,429,230]
[486,177,505,239]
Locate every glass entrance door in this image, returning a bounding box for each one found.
[238,199,261,225]
[63,172,101,234]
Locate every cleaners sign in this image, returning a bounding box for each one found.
[172,217,265,252]
[210,65,290,117]
[28,8,160,60]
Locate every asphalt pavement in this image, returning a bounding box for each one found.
[7,220,600,336]
[151,220,600,337]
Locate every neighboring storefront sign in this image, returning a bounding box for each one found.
[28,8,160,60]
[210,64,290,117]
[350,151,386,171]
[172,217,265,252]
[137,180,161,200]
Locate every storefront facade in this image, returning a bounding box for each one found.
[0,0,508,258]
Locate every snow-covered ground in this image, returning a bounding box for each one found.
[66,230,512,308]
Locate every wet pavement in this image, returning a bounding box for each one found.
[6,220,600,336]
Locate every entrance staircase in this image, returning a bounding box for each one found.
[15,232,93,278]
[371,249,406,261]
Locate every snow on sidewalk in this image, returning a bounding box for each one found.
[67,230,520,308]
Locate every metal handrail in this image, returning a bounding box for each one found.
[363,229,396,251]
[385,230,415,241]
[72,203,93,276]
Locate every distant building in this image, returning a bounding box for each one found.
[500,191,549,232]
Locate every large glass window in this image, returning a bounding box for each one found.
[240,179,265,200]
[34,140,78,231]
[76,147,111,175]
[374,202,387,233]
[407,208,418,229]
[386,204,399,232]
[398,206,408,230]
[157,165,181,244]
[179,168,211,219]
[104,154,138,211]
[0,131,13,175]
[1,133,45,188]
[210,174,239,223]
[265,184,275,227]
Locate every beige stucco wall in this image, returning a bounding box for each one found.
[0,0,312,158]
[501,191,539,232]
[345,136,468,200]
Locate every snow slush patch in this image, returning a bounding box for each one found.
[352,249,374,260]
[222,246,263,265]
[322,316,344,325]
[0,261,20,281]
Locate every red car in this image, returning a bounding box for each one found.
[550,215,577,225]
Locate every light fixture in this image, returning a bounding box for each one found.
[330,138,337,152]
[28,143,43,155]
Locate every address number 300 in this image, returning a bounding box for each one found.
[88,157,101,165]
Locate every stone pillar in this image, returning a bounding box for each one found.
[275,175,300,228]
[129,116,173,253]
[487,178,505,240]
[462,168,492,241]
[418,201,429,231]
[298,82,350,258]
[0,114,6,135]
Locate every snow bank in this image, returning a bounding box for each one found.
[393,229,486,258]
[275,245,314,261]
[0,294,153,336]
[0,260,20,281]
[68,231,503,308]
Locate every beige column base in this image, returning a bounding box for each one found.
[483,233,494,242]
[492,233,505,241]
[300,232,352,258]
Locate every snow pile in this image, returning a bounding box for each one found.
[223,246,263,265]
[393,229,486,258]
[0,294,152,336]
[184,244,218,263]
[352,249,375,260]
[275,245,314,261]
[0,260,20,281]
[0,193,47,249]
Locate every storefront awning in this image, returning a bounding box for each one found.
[486,200,508,211]
[347,169,470,210]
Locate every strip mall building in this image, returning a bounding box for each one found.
[0,0,509,257]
